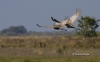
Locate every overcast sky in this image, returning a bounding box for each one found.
[0,0,100,32]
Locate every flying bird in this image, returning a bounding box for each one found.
[37,8,81,31]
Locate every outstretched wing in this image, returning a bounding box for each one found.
[36,24,67,31]
[36,24,54,28]
[51,17,60,23]
[61,8,81,26]
[69,8,81,24]
[36,24,42,27]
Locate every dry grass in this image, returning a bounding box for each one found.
[0,36,100,57]
[0,36,100,49]
[0,36,100,62]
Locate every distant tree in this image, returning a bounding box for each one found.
[77,16,100,38]
[0,26,27,36]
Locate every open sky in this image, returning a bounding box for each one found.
[0,0,100,32]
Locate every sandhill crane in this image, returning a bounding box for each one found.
[36,8,81,31]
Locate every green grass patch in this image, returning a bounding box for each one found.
[0,56,100,62]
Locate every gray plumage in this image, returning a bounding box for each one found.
[37,8,81,31]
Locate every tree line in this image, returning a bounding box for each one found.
[0,25,75,36]
[0,16,100,38]
[0,26,27,36]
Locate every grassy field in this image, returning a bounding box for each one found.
[0,56,100,62]
[0,36,100,62]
